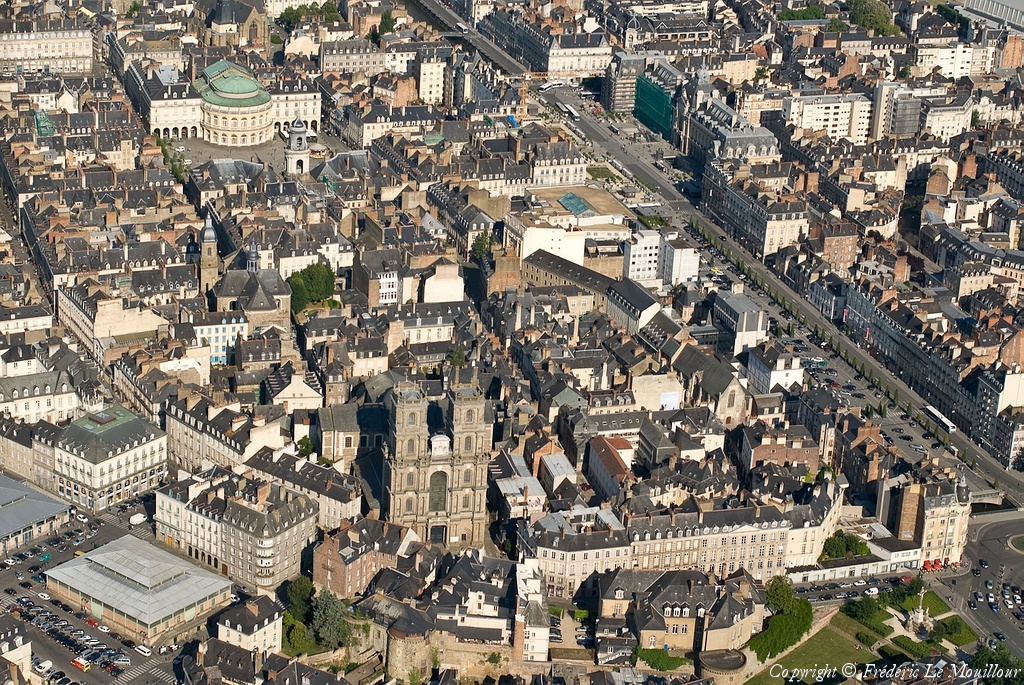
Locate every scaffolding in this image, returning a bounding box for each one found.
[633,75,673,141]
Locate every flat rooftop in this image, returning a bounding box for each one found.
[0,473,69,541]
[46,535,231,626]
[526,185,635,220]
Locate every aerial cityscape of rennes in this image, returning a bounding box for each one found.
[4,0,1024,684]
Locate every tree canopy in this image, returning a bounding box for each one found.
[471,230,491,260]
[820,530,870,561]
[848,0,901,36]
[378,9,396,34]
[448,345,468,368]
[765,576,796,614]
[971,644,1024,685]
[748,584,813,661]
[311,590,350,649]
[287,262,336,312]
[287,576,315,624]
[279,2,341,31]
[777,5,824,20]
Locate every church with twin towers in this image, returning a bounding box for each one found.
[383,369,492,547]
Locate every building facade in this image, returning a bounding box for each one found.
[782,94,873,145]
[0,22,93,74]
[156,469,318,591]
[39,405,168,513]
[384,374,490,547]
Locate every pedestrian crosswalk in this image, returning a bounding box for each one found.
[117,661,176,684]
[100,513,126,530]
[100,513,155,541]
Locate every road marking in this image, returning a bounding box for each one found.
[117,660,175,684]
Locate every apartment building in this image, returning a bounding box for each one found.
[686,98,781,168]
[596,568,765,654]
[165,396,286,472]
[0,418,33,480]
[740,422,819,472]
[215,596,284,654]
[746,342,804,395]
[911,42,993,79]
[320,39,386,76]
[479,10,612,76]
[876,462,972,567]
[623,230,662,288]
[606,279,661,334]
[0,21,93,74]
[57,282,168,364]
[522,506,631,598]
[992,406,1024,469]
[623,480,844,579]
[529,142,588,188]
[659,234,700,286]
[871,81,948,140]
[0,369,80,425]
[312,518,421,599]
[244,446,364,530]
[919,94,974,142]
[713,290,768,356]
[315,403,388,471]
[701,161,809,259]
[782,94,873,145]
[40,404,168,513]
[156,469,318,591]
[345,103,440,148]
[416,48,447,105]
[602,52,647,112]
[0,305,51,335]
[183,311,249,365]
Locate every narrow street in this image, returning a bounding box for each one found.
[0,191,45,305]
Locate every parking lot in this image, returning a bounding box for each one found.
[0,493,178,685]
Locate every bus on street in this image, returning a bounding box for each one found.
[922,405,957,434]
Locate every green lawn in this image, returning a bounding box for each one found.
[891,635,933,659]
[638,214,668,229]
[1011,535,1024,552]
[587,166,618,180]
[831,612,871,637]
[841,606,895,637]
[899,591,950,616]
[745,626,874,685]
[936,616,978,647]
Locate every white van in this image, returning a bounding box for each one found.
[135,645,152,657]
[33,660,52,673]
[864,587,879,596]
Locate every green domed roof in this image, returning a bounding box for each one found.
[194,59,270,108]
[212,72,259,95]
